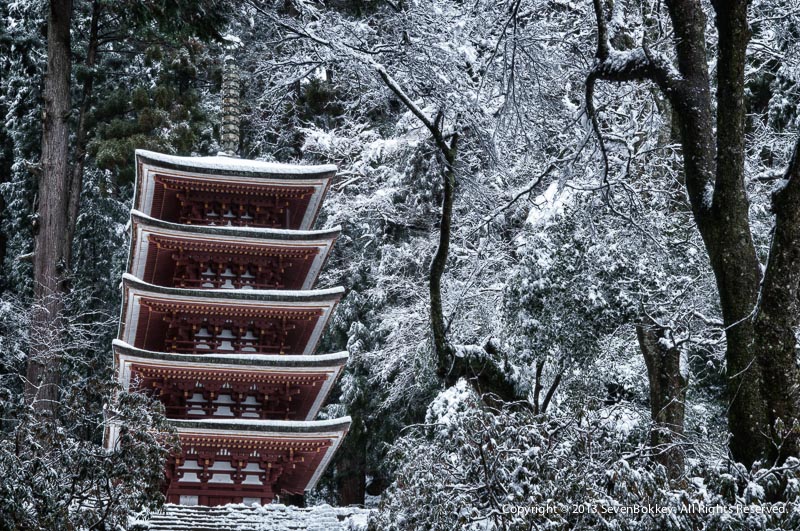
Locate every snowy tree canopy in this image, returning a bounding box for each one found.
[2,0,800,529]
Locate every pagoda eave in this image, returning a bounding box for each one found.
[113,340,347,421]
[131,210,342,241]
[135,150,335,230]
[119,275,343,357]
[121,273,344,302]
[129,210,339,290]
[112,339,350,368]
[136,150,338,179]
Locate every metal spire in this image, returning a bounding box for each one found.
[220,54,241,157]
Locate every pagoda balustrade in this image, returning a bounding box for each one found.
[139,233,324,290]
[172,252,290,290]
[169,254,314,292]
[133,299,325,355]
[177,193,285,228]
[162,315,301,355]
[130,365,328,420]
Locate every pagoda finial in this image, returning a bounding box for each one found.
[220,54,241,157]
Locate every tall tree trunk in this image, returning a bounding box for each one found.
[430,144,457,381]
[752,136,800,463]
[26,0,73,416]
[707,0,769,466]
[0,129,10,282]
[668,0,768,465]
[588,0,772,465]
[64,0,101,273]
[636,317,686,480]
[336,418,367,506]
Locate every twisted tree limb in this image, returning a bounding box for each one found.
[376,67,529,405]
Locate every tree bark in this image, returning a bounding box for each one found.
[636,317,686,480]
[705,0,769,467]
[0,128,10,281]
[64,0,101,273]
[533,360,544,414]
[336,418,367,506]
[752,136,800,463]
[26,0,73,416]
[430,138,458,381]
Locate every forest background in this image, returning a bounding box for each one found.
[1,0,800,529]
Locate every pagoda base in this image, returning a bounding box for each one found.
[105,418,350,507]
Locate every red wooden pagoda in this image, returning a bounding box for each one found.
[105,150,349,506]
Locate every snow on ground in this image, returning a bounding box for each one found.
[132,503,371,531]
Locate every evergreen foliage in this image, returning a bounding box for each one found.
[0,1,229,528]
[376,381,800,530]
[2,0,800,528]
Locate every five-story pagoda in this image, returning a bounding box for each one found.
[104,148,349,507]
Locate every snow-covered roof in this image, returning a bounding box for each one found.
[136,150,337,178]
[106,417,351,495]
[112,339,349,368]
[131,209,342,240]
[171,417,350,493]
[113,340,348,422]
[121,273,344,302]
[128,211,340,290]
[169,417,351,433]
[118,276,344,357]
[134,150,336,231]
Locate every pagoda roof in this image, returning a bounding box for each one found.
[167,416,351,434]
[130,209,342,241]
[112,340,347,421]
[121,273,344,302]
[118,275,344,356]
[112,339,349,368]
[136,150,338,178]
[129,210,340,290]
[176,417,350,494]
[134,150,336,230]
